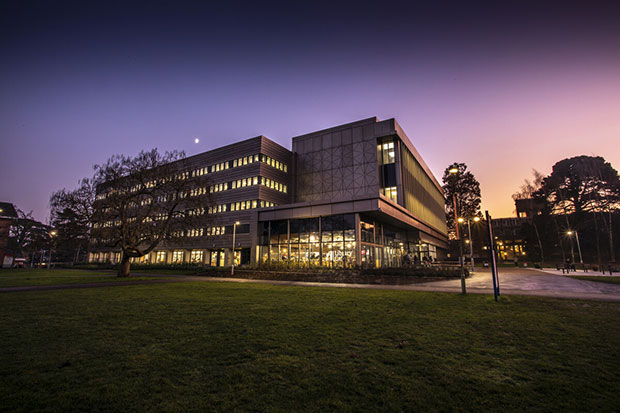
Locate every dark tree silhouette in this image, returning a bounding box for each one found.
[442,162,482,238]
[50,178,96,263]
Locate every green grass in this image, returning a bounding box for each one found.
[1,282,620,411]
[569,275,620,285]
[0,269,166,287]
[131,268,201,275]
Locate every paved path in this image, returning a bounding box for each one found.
[412,267,620,300]
[176,269,620,301]
[3,269,620,302]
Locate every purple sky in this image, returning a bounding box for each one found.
[1,1,619,222]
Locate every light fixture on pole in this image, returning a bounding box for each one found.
[231,221,240,275]
[465,216,480,272]
[48,230,57,270]
[450,166,466,294]
[567,230,584,267]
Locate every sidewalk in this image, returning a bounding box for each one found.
[4,271,620,302]
[533,268,619,277]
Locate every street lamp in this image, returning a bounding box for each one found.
[450,166,466,294]
[231,221,240,275]
[48,230,57,270]
[567,230,584,267]
[449,168,461,241]
[463,216,480,272]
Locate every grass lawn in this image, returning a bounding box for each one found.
[1,282,620,411]
[569,275,620,285]
[131,268,202,275]
[0,269,166,287]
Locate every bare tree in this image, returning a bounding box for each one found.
[50,178,96,263]
[92,149,210,276]
[9,209,50,262]
[512,169,545,201]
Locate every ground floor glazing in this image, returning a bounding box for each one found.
[258,213,438,268]
[88,213,441,268]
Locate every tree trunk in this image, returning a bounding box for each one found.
[593,213,602,268]
[608,211,615,263]
[74,242,82,265]
[118,254,131,277]
[533,221,544,267]
[551,216,566,263]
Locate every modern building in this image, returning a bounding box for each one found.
[89,117,448,267]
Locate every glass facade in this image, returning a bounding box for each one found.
[260,214,356,268]
[258,213,438,268]
[378,139,399,203]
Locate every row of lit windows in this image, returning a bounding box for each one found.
[97,196,274,227]
[166,226,227,238]
[260,177,286,192]
[185,176,288,197]
[231,177,257,190]
[90,250,205,264]
[207,199,276,214]
[96,153,288,200]
[190,153,288,178]
[154,250,206,264]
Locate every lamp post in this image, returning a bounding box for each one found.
[231,221,240,276]
[450,167,466,294]
[465,216,480,272]
[48,230,57,269]
[567,230,584,268]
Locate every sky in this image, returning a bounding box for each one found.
[1,0,619,222]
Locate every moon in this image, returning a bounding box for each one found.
[194,138,200,144]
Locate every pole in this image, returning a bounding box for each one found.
[610,211,615,263]
[486,210,499,301]
[231,222,237,276]
[452,194,466,293]
[467,218,475,272]
[459,226,466,294]
[452,194,460,239]
[575,230,584,266]
[568,231,575,264]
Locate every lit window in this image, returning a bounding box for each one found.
[172,250,184,263]
[156,251,167,263]
[381,141,396,164]
[383,186,398,202]
[190,250,203,263]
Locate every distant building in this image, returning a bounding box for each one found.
[0,202,18,268]
[515,198,545,219]
[490,217,528,261]
[488,197,545,262]
[90,117,448,267]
